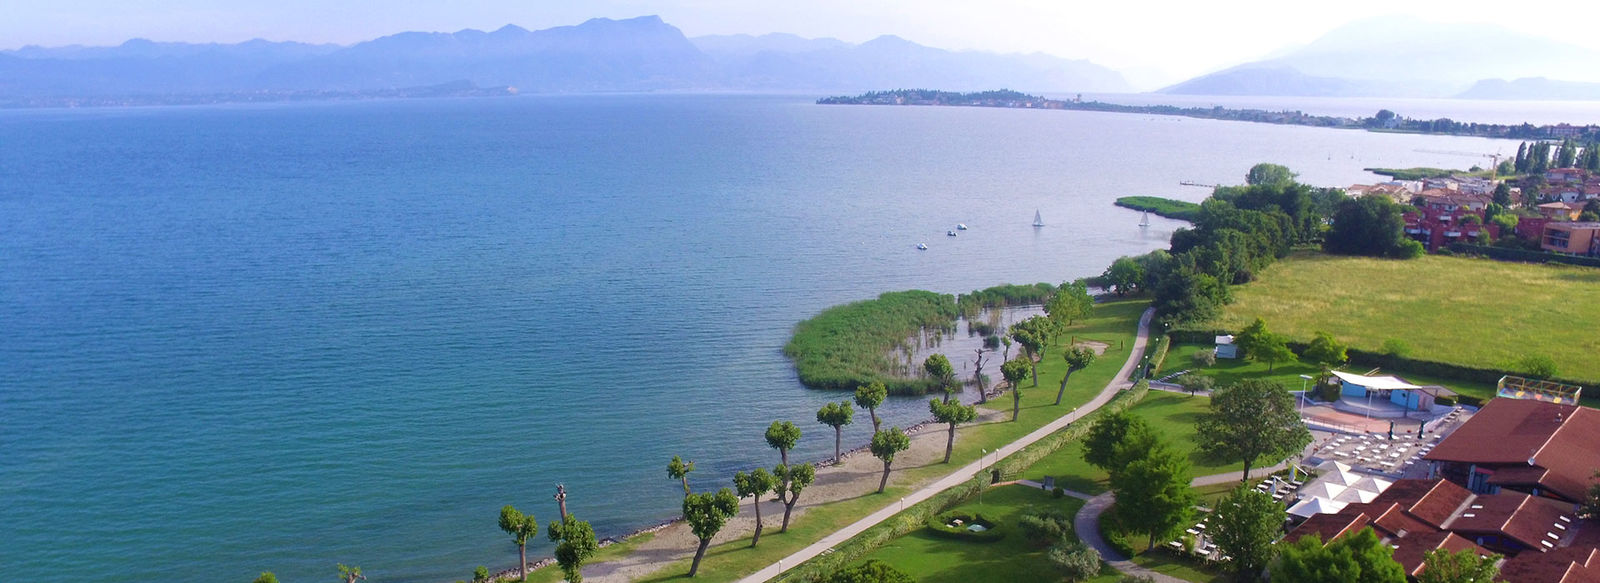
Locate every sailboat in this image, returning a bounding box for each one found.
[1032,210,1044,228]
[1139,210,1151,227]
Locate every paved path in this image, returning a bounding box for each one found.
[1073,463,1288,583]
[736,308,1156,583]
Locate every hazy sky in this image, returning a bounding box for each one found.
[7,0,1600,84]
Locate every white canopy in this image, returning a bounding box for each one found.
[1330,371,1422,390]
[1349,476,1394,494]
[1314,460,1353,474]
[1298,481,1349,500]
[1319,470,1362,487]
[1288,497,1349,518]
[1332,488,1380,504]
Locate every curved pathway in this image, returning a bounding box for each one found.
[737,308,1156,583]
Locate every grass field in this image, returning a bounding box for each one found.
[1024,391,1251,495]
[625,300,1150,582]
[853,484,1086,583]
[1210,252,1600,382]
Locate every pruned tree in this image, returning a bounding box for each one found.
[1002,357,1030,422]
[733,468,778,547]
[497,505,538,581]
[854,381,887,432]
[870,428,911,493]
[972,347,991,404]
[1056,346,1097,405]
[929,398,977,463]
[1211,487,1284,580]
[773,462,815,533]
[337,564,366,583]
[683,488,740,578]
[1197,379,1313,482]
[765,421,801,466]
[923,353,957,400]
[553,484,569,520]
[667,455,695,499]
[1418,548,1504,583]
[816,401,854,463]
[547,514,599,583]
[253,572,279,583]
[1009,316,1053,386]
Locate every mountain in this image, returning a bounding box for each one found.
[1458,77,1600,101]
[0,16,1128,104]
[1163,16,1600,98]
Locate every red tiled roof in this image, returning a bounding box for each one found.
[1502,546,1600,583]
[1448,490,1575,551]
[1294,511,1372,543]
[1395,532,1487,577]
[1423,399,1600,502]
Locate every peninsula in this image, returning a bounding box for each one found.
[818,89,1600,141]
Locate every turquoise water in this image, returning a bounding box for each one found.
[0,95,1519,582]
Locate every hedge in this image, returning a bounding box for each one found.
[1448,243,1600,269]
[925,511,1006,542]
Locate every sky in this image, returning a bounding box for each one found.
[7,0,1600,85]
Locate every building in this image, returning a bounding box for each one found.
[1331,371,1452,413]
[1214,335,1238,359]
[1539,202,1584,221]
[1289,478,1575,576]
[1548,168,1589,184]
[1403,207,1496,251]
[1415,190,1491,213]
[1423,398,1600,504]
[1542,222,1600,256]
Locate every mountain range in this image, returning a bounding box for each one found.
[0,15,1130,103]
[1161,16,1600,99]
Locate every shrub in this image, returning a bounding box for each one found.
[984,334,1001,349]
[925,510,1006,542]
[1381,338,1412,358]
[1457,394,1485,407]
[825,560,915,583]
[1053,486,1066,499]
[1434,395,1456,407]
[1519,354,1560,379]
[970,321,996,337]
[1099,512,1136,557]
[473,566,489,583]
[1192,349,1217,367]
[1048,539,1103,582]
[1018,510,1074,548]
[1317,383,1342,403]
[1121,576,1157,583]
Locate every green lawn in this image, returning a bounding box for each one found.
[623,300,1150,582]
[1024,391,1251,494]
[854,484,1086,583]
[1210,251,1600,382]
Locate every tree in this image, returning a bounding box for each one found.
[1083,410,1153,471]
[1010,316,1053,386]
[498,506,538,582]
[1197,379,1313,482]
[972,347,991,404]
[1271,528,1406,583]
[1057,346,1097,405]
[1582,471,1600,519]
[870,428,912,493]
[816,401,854,463]
[547,514,599,583]
[473,566,490,583]
[337,564,367,583]
[1002,357,1031,422]
[1047,539,1103,582]
[1047,281,1094,332]
[929,398,977,463]
[1246,163,1297,186]
[683,488,740,577]
[1324,195,1416,259]
[1515,142,1528,173]
[1559,139,1579,168]
[1302,331,1348,369]
[1493,182,1513,207]
[1109,438,1197,552]
[1211,487,1284,580]
[1519,354,1559,379]
[773,462,815,532]
[1234,317,1295,372]
[1104,256,1145,296]
[253,573,279,583]
[765,421,801,466]
[733,468,778,547]
[1418,548,1503,583]
[923,353,956,399]
[824,560,916,583]
[667,455,695,499]
[854,381,887,432]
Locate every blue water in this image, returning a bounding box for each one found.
[0,94,1522,582]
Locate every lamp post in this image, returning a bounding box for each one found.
[980,448,988,505]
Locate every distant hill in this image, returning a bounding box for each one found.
[1458,77,1600,101]
[1163,16,1600,98]
[0,16,1128,105]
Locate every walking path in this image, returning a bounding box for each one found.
[737,308,1156,583]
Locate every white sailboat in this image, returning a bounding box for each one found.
[1139,210,1151,227]
[916,242,928,250]
[1032,210,1044,227]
